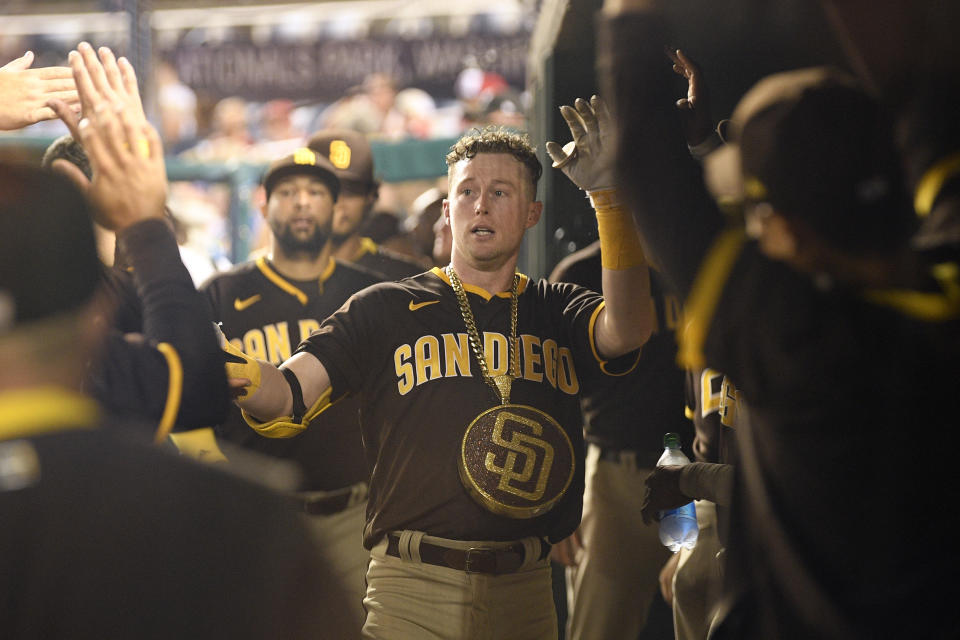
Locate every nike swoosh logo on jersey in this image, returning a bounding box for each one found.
[409,299,439,311]
[234,294,262,311]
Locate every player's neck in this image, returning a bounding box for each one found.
[331,234,364,262]
[449,253,518,295]
[269,242,334,281]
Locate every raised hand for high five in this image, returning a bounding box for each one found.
[545,95,617,192]
[667,47,716,149]
[0,51,80,131]
[47,43,166,232]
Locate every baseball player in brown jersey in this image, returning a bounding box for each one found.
[548,241,688,639]
[202,147,381,635]
[602,7,960,635]
[226,100,656,639]
[43,43,229,441]
[649,367,739,640]
[0,163,353,640]
[307,128,428,280]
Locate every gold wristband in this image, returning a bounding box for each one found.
[589,189,645,270]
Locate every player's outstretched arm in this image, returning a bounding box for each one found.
[546,95,655,359]
[596,4,726,298]
[667,47,718,150]
[226,343,333,437]
[49,43,229,434]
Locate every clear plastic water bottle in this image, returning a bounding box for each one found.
[656,432,699,552]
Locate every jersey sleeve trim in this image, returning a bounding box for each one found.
[685,405,695,420]
[861,262,960,321]
[587,301,643,376]
[153,342,183,444]
[255,256,309,305]
[241,386,336,438]
[677,228,746,370]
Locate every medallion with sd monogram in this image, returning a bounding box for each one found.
[459,404,575,519]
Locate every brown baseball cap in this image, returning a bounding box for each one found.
[262,147,341,200]
[306,129,378,194]
[705,66,912,253]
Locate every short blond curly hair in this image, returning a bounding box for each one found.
[445,127,542,196]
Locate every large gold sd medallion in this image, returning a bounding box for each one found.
[459,404,575,519]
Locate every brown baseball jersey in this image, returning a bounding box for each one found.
[684,366,740,545]
[684,367,739,467]
[298,267,640,549]
[549,240,691,463]
[0,388,353,639]
[349,237,426,281]
[202,256,381,490]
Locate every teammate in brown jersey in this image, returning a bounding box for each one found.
[307,128,427,281]
[202,148,380,636]
[600,4,960,637]
[548,240,688,640]
[0,45,350,638]
[648,367,738,640]
[226,101,656,638]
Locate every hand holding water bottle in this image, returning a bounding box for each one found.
[643,433,699,552]
[640,465,689,524]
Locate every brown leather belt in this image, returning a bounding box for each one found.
[385,534,550,575]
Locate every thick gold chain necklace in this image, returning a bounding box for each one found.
[446,265,519,405]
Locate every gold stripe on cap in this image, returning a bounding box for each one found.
[293,147,317,166]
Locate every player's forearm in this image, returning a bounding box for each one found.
[237,361,293,421]
[598,264,653,357]
[678,462,734,506]
[591,189,655,358]
[236,350,333,424]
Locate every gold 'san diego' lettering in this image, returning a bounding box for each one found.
[229,319,321,365]
[393,331,579,396]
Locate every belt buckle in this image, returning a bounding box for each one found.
[464,547,498,574]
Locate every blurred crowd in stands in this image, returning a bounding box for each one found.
[165,65,527,163]
[0,18,529,279]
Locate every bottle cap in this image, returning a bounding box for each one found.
[663,432,681,449]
